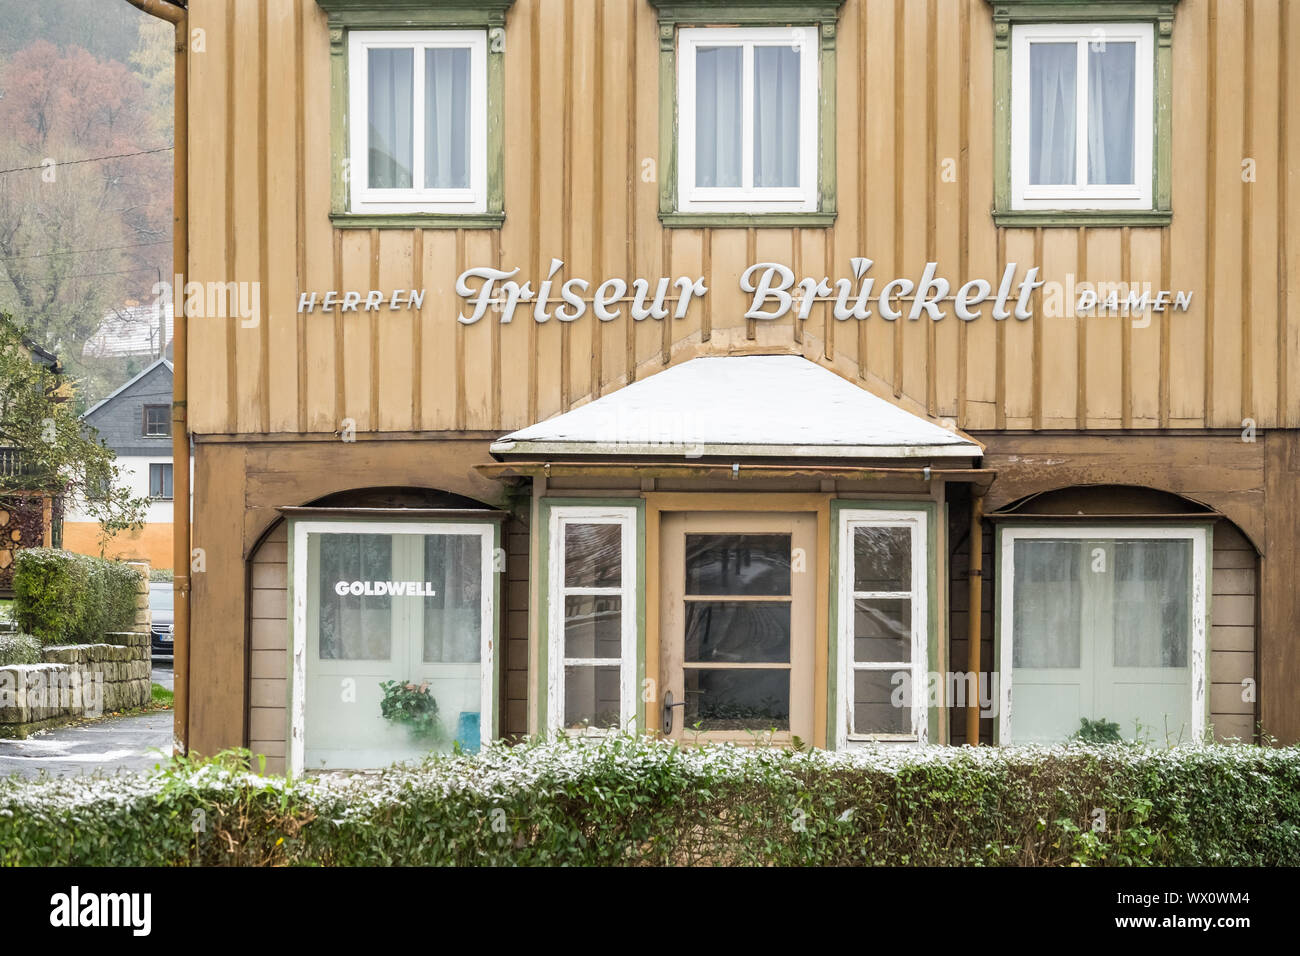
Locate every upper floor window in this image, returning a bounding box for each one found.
[1010,23,1154,211]
[651,0,843,227]
[317,0,511,229]
[347,30,487,215]
[143,404,170,438]
[676,27,819,214]
[991,0,1177,227]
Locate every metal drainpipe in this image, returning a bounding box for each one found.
[121,0,189,754]
[965,494,984,746]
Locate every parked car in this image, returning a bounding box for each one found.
[149,582,174,659]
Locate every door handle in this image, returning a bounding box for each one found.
[662,690,687,735]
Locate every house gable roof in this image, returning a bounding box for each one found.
[83,357,173,421]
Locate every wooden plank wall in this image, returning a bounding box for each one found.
[249,523,288,773]
[184,0,1300,439]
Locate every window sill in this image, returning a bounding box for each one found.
[659,211,837,229]
[993,208,1172,228]
[330,211,505,230]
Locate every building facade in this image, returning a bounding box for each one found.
[64,359,179,570]
[180,0,1298,773]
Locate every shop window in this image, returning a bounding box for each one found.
[149,462,173,500]
[317,0,510,229]
[650,1,844,227]
[545,504,640,734]
[288,520,498,772]
[991,2,1176,226]
[833,506,932,748]
[997,525,1209,745]
[142,404,170,437]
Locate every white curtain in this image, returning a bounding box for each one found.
[367,48,414,189]
[695,45,742,188]
[422,534,482,664]
[318,533,393,661]
[425,47,471,190]
[1012,540,1083,668]
[1029,42,1077,185]
[1087,42,1136,185]
[1112,539,1190,668]
[753,45,800,187]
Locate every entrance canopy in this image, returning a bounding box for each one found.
[490,355,982,460]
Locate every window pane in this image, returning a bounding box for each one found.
[564,595,623,659]
[853,598,911,663]
[317,533,393,660]
[684,601,790,663]
[424,47,471,189]
[694,45,742,188]
[1012,539,1083,668]
[368,47,414,189]
[564,665,621,729]
[1112,539,1191,667]
[684,668,789,731]
[853,526,911,591]
[422,534,482,663]
[1087,41,1136,185]
[1028,41,1077,185]
[753,45,799,187]
[564,523,622,588]
[144,406,170,436]
[853,669,910,734]
[685,533,790,595]
[149,463,173,499]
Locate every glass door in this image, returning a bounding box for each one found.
[660,512,815,744]
[1007,531,1198,744]
[295,522,494,771]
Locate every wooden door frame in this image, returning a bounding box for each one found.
[644,493,832,747]
[659,510,818,745]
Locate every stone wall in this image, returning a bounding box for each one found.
[0,560,152,738]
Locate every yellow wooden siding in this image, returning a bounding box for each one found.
[185,0,1300,436]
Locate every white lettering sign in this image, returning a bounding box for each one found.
[333,581,437,597]
[297,259,1193,324]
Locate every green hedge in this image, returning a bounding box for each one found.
[11,548,139,645]
[2,736,1299,866]
[0,632,41,666]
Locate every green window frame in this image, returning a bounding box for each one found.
[989,0,1179,228]
[535,497,647,736]
[317,0,513,230]
[649,0,845,228]
[827,500,940,749]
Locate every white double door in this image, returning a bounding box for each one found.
[297,523,492,770]
[1008,534,1197,744]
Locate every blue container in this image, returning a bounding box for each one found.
[455,712,480,753]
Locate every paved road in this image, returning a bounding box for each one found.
[153,658,174,691]
[0,712,175,780]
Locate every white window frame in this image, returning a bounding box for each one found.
[546,506,639,735]
[1010,22,1154,210]
[997,524,1208,745]
[287,519,497,775]
[676,26,819,213]
[347,29,488,214]
[836,508,929,749]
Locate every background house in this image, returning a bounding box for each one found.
[62,357,180,570]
